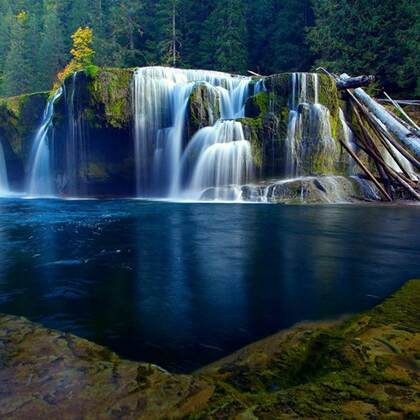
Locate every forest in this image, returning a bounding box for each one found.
[0,0,418,98]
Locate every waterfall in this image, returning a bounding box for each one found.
[180,120,254,200]
[131,66,255,199]
[0,139,9,196]
[27,88,63,197]
[285,73,337,177]
[64,72,90,196]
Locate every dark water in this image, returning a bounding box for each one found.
[0,198,419,372]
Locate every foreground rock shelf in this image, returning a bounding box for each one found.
[1,280,419,418]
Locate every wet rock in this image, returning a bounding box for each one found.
[242,175,381,204]
[187,83,220,139]
[0,315,214,419]
[200,186,241,201]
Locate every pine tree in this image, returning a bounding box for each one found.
[200,0,248,73]
[68,0,91,33]
[267,0,314,73]
[37,0,65,90]
[0,1,14,93]
[178,0,213,68]
[107,0,146,67]
[144,0,181,66]
[308,0,418,95]
[3,11,33,96]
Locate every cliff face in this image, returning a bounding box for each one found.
[0,93,48,189]
[1,280,419,418]
[52,70,135,196]
[0,67,369,199]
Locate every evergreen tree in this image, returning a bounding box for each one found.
[106,0,146,67]
[3,11,33,96]
[0,0,417,97]
[143,0,181,66]
[68,0,91,33]
[0,1,14,93]
[200,0,248,73]
[37,0,66,90]
[245,0,274,74]
[308,0,418,95]
[178,0,213,68]
[267,0,314,73]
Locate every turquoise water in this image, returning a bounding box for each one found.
[0,198,419,371]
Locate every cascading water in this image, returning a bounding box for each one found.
[285,73,337,177]
[131,66,254,199]
[0,139,9,196]
[27,88,63,197]
[63,72,90,196]
[180,121,254,200]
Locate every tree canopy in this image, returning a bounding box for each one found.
[0,0,418,97]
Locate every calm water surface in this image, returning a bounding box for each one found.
[0,198,419,371]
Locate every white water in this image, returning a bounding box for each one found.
[285,73,337,177]
[27,88,63,197]
[180,121,254,200]
[132,66,255,198]
[64,72,90,196]
[0,139,9,195]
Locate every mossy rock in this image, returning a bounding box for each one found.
[187,82,220,139]
[199,280,420,418]
[238,117,264,170]
[87,67,133,129]
[245,91,269,118]
[0,92,48,189]
[0,279,419,418]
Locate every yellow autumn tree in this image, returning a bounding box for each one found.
[57,27,95,83]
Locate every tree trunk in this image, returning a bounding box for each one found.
[340,74,420,159]
[336,75,375,90]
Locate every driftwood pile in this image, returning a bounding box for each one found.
[319,68,420,202]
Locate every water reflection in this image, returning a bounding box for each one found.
[0,198,419,371]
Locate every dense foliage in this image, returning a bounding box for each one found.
[0,0,418,97]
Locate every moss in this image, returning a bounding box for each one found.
[197,280,420,418]
[0,280,418,417]
[245,91,269,118]
[0,91,49,118]
[84,64,100,79]
[0,92,48,158]
[238,117,264,169]
[87,67,133,129]
[317,74,341,155]
[87,162,108,180]
[264,73,289,110]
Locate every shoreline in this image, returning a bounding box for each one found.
[0,279,419,418]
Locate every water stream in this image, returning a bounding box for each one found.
[26,88,63,197]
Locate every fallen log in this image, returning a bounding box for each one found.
[248,70,263,77]
[348,90,420,173]
[383,91,420,131]
[338,138,392,201]
[340,73,420,159]
[350,100,420,200]
[336,75,375,90]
